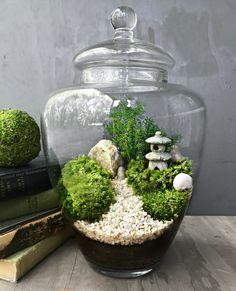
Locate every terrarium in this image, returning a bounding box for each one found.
[41,6,206,278]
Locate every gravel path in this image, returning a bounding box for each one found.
[74,179,173,245]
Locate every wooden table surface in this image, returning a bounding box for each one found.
[0,216,235,291]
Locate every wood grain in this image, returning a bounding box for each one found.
[0,216,235,291]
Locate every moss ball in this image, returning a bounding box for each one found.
[57,156,115,222]
[0,109,41,167]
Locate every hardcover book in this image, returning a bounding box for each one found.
[0,189,58,222]
[0,210,65,258]
[0,208,59,235]
[0,227,72,282]
[0,155,51,200]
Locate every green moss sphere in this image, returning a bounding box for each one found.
[0,109,41,167]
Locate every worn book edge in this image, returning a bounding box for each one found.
[0,208,59,235]
[0,211,64,255]
[0,227,72,282]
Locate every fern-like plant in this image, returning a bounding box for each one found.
[104,100,180,163]
[104,100,158,163]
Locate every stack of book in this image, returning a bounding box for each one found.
[0,156,71,282]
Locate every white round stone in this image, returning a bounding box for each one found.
[173,173,193,191]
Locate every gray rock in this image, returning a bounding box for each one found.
[117,166,126,180]
[119,158,125,167]
[88,139,120,177]
[171,145,185,162]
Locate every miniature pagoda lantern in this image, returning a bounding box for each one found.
[145,131,171,170]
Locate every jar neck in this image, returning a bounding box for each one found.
[114,28,134,41]
[77,66,168,87]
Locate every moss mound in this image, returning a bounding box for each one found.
[141,190,189,221]
[126,159,192,221]
[57,156,115,222]
[0,109,40,167]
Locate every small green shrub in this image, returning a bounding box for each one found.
[126,159,192,221]
[104,100,158,163]
[104,100,180,163]
[57,156,115,222]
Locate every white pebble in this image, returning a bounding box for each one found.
[173,173,193,191]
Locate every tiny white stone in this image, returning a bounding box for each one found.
[173,173,193,191]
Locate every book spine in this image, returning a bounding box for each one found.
[0,167,51,200]
[0,212,65,259]
[0,189,58,222]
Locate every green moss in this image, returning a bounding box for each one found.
[57,178,77,219]
[142,189,189,221]
[127,159,192,193]
[126,159,192,221]
[0,109,40,167]
[57,156,115,222]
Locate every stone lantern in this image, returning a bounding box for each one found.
[145,131,171,170]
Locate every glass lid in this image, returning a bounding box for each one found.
[73,6,175,71]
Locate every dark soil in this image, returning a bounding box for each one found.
[73,215,183,271]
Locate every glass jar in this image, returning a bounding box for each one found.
[41,6,206,278]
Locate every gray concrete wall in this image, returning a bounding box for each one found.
[0,0,235,214]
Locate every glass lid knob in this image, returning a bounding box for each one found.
[111,6,137,30]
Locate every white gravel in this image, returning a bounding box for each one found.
[74,179,173,245]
